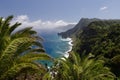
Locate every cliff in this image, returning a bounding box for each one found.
[58,18,100,38]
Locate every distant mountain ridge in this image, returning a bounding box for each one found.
[56,24,75,32]
[58,18,100,38]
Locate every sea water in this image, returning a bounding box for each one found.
[39,32,72,66]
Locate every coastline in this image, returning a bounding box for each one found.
[63,38,73,58]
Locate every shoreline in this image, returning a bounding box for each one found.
[63,37,73,58]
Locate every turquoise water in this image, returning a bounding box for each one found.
[41,33,70,58]
[39,32,71,66]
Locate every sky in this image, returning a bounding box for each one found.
[0,0,120,32]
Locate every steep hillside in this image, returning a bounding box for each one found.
[73,19,120,77]
[58,18,100,38]
[75,20,120,54]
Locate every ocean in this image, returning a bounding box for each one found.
[39,32,72,66]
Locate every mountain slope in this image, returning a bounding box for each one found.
[58,18,100,38]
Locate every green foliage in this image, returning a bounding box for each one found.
[45,53,116,80]
[0,16,52,80]
[59,18,120,79]
[72,20,120,78]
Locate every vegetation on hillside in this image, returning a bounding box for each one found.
[72,20,120,79]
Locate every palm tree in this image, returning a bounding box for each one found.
[47,53,116,80]
[0,16,52,80]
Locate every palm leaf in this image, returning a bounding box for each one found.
[0,63,41,80]
[0,15,52,80]
[11,27,37,39]
[1,15,13,35]
[9,22,21,35]
[17,53,52,63]
[0,37,35,60]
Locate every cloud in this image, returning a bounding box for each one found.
[100,6,108,11]
[11,15,76,33]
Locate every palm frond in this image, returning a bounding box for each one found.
[11,27,37,39]
[1,15,13,35]
[0,15,52,80]
[0,37,35,60]
[9,22,21,34]
[0,63,40,80]
[17,53,52,63]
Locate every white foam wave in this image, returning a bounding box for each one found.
[61,37,72,41]
[63,37,73,58]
